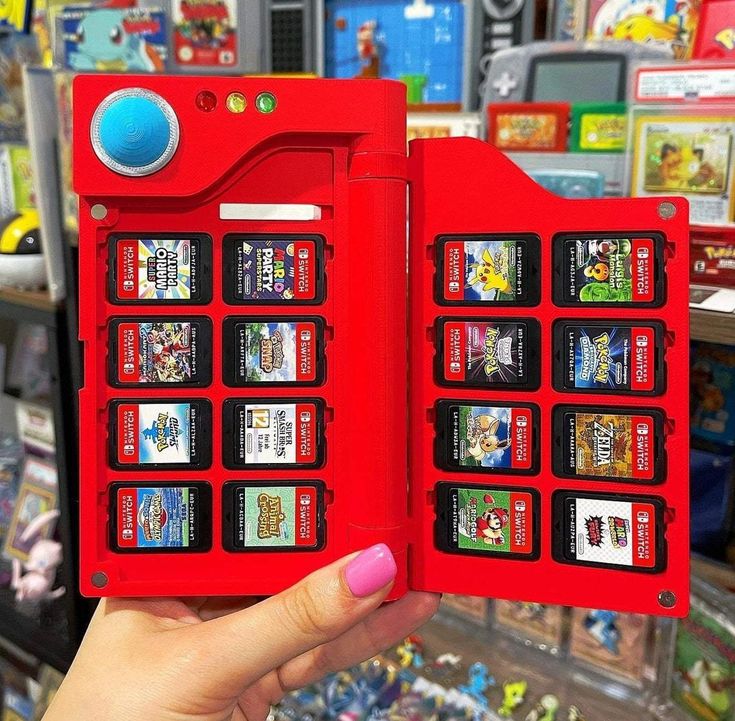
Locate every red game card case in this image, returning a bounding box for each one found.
[75,76,690,616]
[74,75,410,598]
[407,137,690,617]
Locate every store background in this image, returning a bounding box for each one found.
[0,0,732,719]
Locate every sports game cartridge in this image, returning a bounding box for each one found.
[108,233,212,304]
[108,317,213,388]
[222,398,325,470]
[435,317,541,390]
[553,319,666,395]
[222,481,326,552]
[109,482,212,553]
[222,316,326,387]
[435,400,541,475]
[435,482,541,560]
[109,399,212,470]
[552,491,667,573]
[222,234,325,305]
[553,234,665,307]
[553,405,666,483]
[435,235,541,307]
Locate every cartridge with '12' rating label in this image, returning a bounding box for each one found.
[222,398,325,469]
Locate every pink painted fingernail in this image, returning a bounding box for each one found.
[345,544,397,597]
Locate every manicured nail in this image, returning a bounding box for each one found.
[345,543,397,597]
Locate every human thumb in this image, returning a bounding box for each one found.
[177,544,397,696]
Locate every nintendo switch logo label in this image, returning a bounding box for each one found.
[632,502,656,568]
[631,327,654,392]
[511,411,532,469]
[633,416,654,479]
[632,238,654,302]
[444,241,464,300]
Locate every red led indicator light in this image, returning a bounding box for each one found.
[196,91,217,112]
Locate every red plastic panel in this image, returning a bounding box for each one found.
[692,0,735,60]
[74,75,409,597]
[407,138,690,617]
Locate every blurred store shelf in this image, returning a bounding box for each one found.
[0,287,57,316]
[691,285,735,344]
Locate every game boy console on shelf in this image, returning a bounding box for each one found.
[506,151,627,196]
[482,41,672,108]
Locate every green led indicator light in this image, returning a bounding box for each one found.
[256,92,277,113]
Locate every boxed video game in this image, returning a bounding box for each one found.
[54,6,167,72]
[691,228,735,287]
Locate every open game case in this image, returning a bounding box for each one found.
[73,76,690,616]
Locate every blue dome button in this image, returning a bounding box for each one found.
[91,89,179,176]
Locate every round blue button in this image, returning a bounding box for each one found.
[92,90,179,176]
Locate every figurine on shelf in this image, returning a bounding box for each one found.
[355,20,380,79]
[583,610,621,655]
[567,706,586,721]
[430,652,463,677]
[397,634,425,669]
[524,695,560,721]
[498,680,528,717]
[11,508,65,602]
[683,659,734,718]
[458,662,495,707]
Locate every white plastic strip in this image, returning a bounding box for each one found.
[219,203,322,221]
